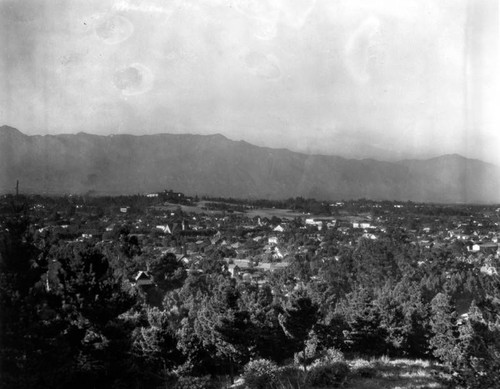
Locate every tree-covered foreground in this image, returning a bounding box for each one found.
[1,196,500,389]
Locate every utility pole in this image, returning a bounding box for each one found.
[16,180,19,196]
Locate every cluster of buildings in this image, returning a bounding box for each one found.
[2,191,500,286]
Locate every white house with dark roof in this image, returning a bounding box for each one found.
[134,271,154,287]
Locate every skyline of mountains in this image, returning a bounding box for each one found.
[1,125,500,204]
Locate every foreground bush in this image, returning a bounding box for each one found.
[174,375,216,389]
[312,348,345,367]
[349,359,377,378]
[243,359,279,389]
[306,362,350,388]
[274,365,306,389]
[243,360,306,389]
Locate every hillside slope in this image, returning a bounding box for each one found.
[1,126,499,203]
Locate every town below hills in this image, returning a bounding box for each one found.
[1,125,500,204]
[2,189,500,388]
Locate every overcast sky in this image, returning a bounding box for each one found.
[1,0,498,163]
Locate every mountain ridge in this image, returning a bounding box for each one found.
[1,126,499,203]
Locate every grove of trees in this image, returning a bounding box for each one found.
[1,198,500,389]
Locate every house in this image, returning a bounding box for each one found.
[362,232,378,240]
[273,247,284,260]
[176,254,190,265]
[255,261,289,272]
[273,225,285,233]
[468,242,498,254]
[81,230,102,240]
[134,271,154,287]
[268,236,278,245]
[227,259,253,277]
[326,221,337,229]
[156,225,172,234]
[305,218,333,229]
[305,218,319,225]
[480,263,498,276]
[352,221,371,229]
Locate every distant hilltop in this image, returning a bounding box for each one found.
[1,125,500,204]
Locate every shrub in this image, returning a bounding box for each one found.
[174,375,215,389]
[306,362,350,388]
[243,359,279,389]
[350,360,377,378]
[274,365,306,389]
[310,348,345,369]
[294,331,321,369]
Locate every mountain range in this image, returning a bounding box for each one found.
[1,125,499,204]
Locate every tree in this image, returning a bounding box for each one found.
[193,277,252,382]
[352,238,400,289]
[150,252,186,292]
[294,331,321,371]
[429,292,460,367]
[239,283,291,363]
[41,242,137,388]
[453,302,500,388]
[130,306,183,387]
[278,288,319,357]
[0,199,52,388]
[374,279,430,357]
[336,286,387,356]
[176,316,218,377]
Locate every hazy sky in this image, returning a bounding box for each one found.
[1,0,498,163]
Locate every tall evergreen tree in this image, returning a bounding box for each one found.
[336,286,387,355]
[194,278,252,382]
[429,292,460,367]
[278,288,319,356]
[454,302,500,389]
